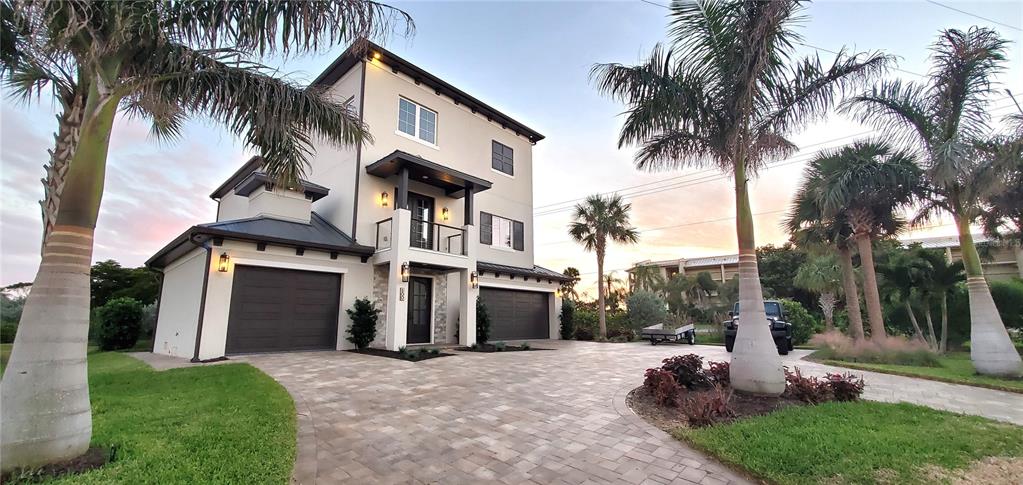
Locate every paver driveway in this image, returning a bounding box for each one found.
[237,340,1023,484]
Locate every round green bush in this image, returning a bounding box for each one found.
[560,300,576,340]
[990,278,1023,330]
[574,308,598,340]
[627,291,667,328]
[780,299,822,345]
[96,297,144,351]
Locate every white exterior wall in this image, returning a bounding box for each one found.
[195,240,374,360]
[478,274,562,340]
[217,190,249,222]
[246,187,312,223]
[153,248,208,358]
[355,58,537,267]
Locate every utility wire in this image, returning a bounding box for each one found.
[924,0,1023,32]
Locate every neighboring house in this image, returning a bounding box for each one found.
[147,41,570,361]
[630,234,1022,292]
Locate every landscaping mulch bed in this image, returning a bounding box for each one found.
[1,446,110,484]
[346,348,453,362]
[627,385,805,431]
[455,343,548,352]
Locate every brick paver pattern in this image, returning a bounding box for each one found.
[232,341,1023,484]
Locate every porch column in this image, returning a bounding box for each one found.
[459,224,479,346]
[463,185,474,225]
[385,208,412,351]
[397,166,409,210]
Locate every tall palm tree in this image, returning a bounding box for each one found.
[590,0,888,395]
[842,27,1022,376]
[799,141,922,340]
[793,255,842,332]
[569,194,639,339]
[0,0,412,471]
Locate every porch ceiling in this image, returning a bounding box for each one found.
[366,150,492,198]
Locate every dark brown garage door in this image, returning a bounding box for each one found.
[226,265,341,354]
[480,288,550,340]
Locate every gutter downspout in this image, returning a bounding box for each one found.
[189,233,214,363]
[150,271,165,353]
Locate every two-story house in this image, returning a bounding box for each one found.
[146,41,570,361]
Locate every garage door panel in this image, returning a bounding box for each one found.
[481,288,549,340]
[226,265,340,354]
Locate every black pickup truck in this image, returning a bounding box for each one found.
[723,300,793,355]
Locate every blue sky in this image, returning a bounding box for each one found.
[1,0,1021,295]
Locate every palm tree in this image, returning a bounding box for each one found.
[631,264,666,293]
[568,194,639,339]
[916,249,965,352]
[877,249,933,345]
[0,0,412,471]
[793,255,843,332]
[560,267,581,301]
[842,27,1022,376]
[799,141,922,340]
[590,0,888,395]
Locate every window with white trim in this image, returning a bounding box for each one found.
[491,140,514,175]
[397,97,437,145]
[493,215,513,249]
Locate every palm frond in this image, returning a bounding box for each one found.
[840,79,934,152]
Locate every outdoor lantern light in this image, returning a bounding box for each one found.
[401,262,410,282]
[555,289,562,298]
[372,51,382,60]
[441,207,450,221]
[217,253,230,272]
[380,191,389,207]
[470,271,479,289]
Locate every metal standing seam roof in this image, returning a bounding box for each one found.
[477,261,573,282]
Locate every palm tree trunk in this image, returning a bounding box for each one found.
[853,232,887,340]
[819,292,836,332]
[923,305,938,350]
[1,77,120,471]
[729,162,784,396]
[596,248,607,339]
[838,246,865,340]
[940,293,949,353]
[904,300,925,344]
[954,213,1022,376]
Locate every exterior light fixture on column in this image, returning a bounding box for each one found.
[380,191,389,207]
[218,253,230,272]
[470,271,479,289]
[401,262,410,282]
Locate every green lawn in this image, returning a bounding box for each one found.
[676,401,1023,485]
[6,352,296,484]
[822,352,1023,394]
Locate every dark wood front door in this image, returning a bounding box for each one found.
[406,276,432,344]
[408,192,434,250]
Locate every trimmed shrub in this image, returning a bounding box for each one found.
[680,385,734,427]
[607,327,635,342]
[825,373,866,401]
[780,299,822,345]
[346,298,380,350]
[476,296,491,345]
[990,278,1023,330]
[96,297,144,351]
[574,326,595,341]
[1,323,16,344]
[706,360,730,386]
[643,368,681,407]
[560,300,576,340]
[627,291,667,328]
[574,308,598,340]
[661,354,711,390]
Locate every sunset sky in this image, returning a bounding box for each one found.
[2,1,1021,297]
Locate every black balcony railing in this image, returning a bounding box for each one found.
[410,218,466,255]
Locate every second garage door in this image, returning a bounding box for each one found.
[225,265,341,354]
[480,288,550,340]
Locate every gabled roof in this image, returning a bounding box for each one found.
[477,261,573,282]
[209,156,328,201]
[312,40,544,143]
[146,212,373,269]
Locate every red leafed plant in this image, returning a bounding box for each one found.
[644,368,682,407]
[825,372,865,401]
[680,385,735,427]
[783,367,832,404]
[706,360,730,386]
[661,354,711,390]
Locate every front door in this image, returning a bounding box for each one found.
[408,192,434,250]
[406,276,432,344]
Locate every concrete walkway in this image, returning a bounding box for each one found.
[137,341,1023,484]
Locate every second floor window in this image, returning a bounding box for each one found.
[480,212,524,251]
[398,97,437,145]
[492,140,513,175]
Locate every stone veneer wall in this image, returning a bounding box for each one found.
[371,264,389,348]
[370,264,454,347]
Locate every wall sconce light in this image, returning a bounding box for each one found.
[555,289,562,298]
[441,207,450,221]
[470,271,479,289]
[217,253,230,272]
[400,262,410,282]
[372,51,382,60]
[380,191,389,207]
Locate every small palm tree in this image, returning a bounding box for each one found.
[591,0,889,395]
[878,250,933,345]
[631,265,666,293]
[568,194,639,339]
[793,255,843,332]
[0,0,412,471]
[560,267,581,301]
[842,27,1022,376]
[799,141,922,340]
[915,249,965,352]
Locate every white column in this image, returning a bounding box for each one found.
[459,224,479,346]
[385,209,411,351]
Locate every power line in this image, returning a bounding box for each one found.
[924,0,1022,32]
[539,209,788,247]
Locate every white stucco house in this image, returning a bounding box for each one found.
[147,41,569,361]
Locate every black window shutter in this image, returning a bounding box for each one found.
[513,220,524,251]
[480,212,492,244]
